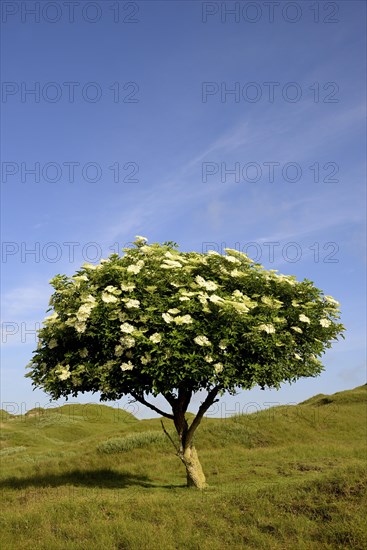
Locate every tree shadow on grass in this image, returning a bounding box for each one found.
[0,469,190,492]
[0,468,159,490]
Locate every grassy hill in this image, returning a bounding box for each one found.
[0,385,366,549]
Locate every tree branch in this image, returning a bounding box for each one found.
[161,391,177,408]
[130,391,174,420]
[180,386,192,412]
[160,420,180,453]
[185,386,221,449]
[170,386,192,442]
[173,385,192,417]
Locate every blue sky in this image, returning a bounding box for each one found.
[1,1,366,419]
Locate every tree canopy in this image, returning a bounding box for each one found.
[27,236,344,399]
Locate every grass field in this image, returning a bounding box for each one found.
[0,384,366,549]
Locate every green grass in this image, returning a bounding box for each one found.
[0,385,366,549]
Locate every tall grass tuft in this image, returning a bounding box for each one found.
[97,430,174,454]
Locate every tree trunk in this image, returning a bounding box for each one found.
[160,385,220,489]
[181,445,208,489]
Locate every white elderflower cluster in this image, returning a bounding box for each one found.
[141,354,151,365]
[65,316,87,333]
[208,294,224,304]
[115,344,123,357]
[257,324,276,334]
[120,322,135,334]
[261,296,283,309]
[76,297,97,321]
[299,314,311,323]
[230,269,243,277]
[231,302,250,314]
[120,361,134,371]
[320,318,331,328]
[162,313,173,323]
[161,260,183,269]
[75,321,87,333]
[102,290,119,303]
[57,364,71,380]
[120,336,136,348]
[164,251,187,262]
[214,362,223,374]
[223,248,252,261]
[194,335,211,346]
[124,298,140,309]
[121,283,136,292]
[48,338,58,349]
[174,315,193,325]
[324,295,340,307]
[73,274,88,282]
[224,255,241,264]
[291,326,303,334]
[104,285,120,294]
[197,293,209,305]
[232,292,257,310]
[85,294,97,303]
[127,260,144,274]
[77,304,94,319]
[195,275,218,291]
[134,235,148,244]
[149,333,162,344]
[287,278,297,286]
[43,312,59,324]
[162,312,174,324]
[187,254,207,266]
[180,290,197,297]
